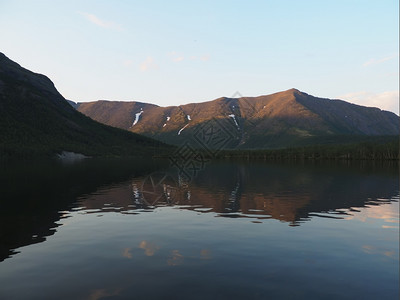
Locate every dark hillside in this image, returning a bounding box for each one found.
[0,52,172,160]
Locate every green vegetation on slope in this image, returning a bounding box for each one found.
[214,136,399,161]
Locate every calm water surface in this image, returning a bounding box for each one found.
[0,159,398,299]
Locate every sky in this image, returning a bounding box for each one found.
[0,0,399,114]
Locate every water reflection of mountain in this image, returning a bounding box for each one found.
[0,158,162,262]
[81,162,399,226]
[1,160,398,261]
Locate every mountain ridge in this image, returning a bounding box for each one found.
[73,88,399,149]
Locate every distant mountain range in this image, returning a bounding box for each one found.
[73,89,399,149]
[0,52,169,159]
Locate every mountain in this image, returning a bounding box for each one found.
[74,89,399,149]
[0,52,170,159]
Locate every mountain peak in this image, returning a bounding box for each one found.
[0,52,61,101]
[285,88,306,95]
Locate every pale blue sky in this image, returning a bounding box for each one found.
[1,0,398,113]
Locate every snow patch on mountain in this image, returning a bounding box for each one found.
[178,124,189,135]
[132,109,143,127]
[228,114,240,130]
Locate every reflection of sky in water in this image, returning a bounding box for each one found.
[1,201,398,299]
[139,240,160,257]
[345,198,399,227]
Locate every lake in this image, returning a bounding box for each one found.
[0,158,398,299]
